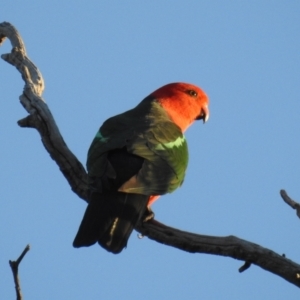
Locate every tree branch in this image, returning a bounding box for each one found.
[280,189,300,219]
[9,244,30,300]
[0,22,89,201]
[135,220,300,287]
[2,21,300,288]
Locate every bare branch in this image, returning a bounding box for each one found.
[0,22,89,201]
[2,21,300,289]
[135,220,300,287]
[280,190,300,219]
[9,244,30,300]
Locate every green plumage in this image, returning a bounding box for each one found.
[87,96,189,196]
[74,82,208,253]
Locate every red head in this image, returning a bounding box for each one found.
[151,82,209,132]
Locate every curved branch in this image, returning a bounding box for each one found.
[280,189,300,219]
[2,21,300,288]
[135,220,300,287]
[0,22,89,201]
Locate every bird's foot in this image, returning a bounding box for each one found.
[142,207,155,222]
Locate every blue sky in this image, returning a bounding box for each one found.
[1,1,300,299]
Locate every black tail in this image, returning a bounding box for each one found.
[73,191,149,254]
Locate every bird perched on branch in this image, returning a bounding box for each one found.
[73,82,209,254]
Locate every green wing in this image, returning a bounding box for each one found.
[126,120,188,195]
[87,116,135,181]
[87,98,189,195]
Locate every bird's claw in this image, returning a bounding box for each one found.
[142,207,155,222]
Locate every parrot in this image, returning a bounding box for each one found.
[73,82,209,254]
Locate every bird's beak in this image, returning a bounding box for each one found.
[196,104,209,123]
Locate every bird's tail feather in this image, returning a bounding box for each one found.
[73,191,149,254]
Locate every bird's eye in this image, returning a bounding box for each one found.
[187,90,198,97]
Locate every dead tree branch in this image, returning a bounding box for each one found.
[135,220,300,287]
[280,189,300,219]
[1,21,300,288]
[0,22,89,201]
[9,244,30,300]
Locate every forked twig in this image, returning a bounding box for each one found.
[9,245,30,300]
